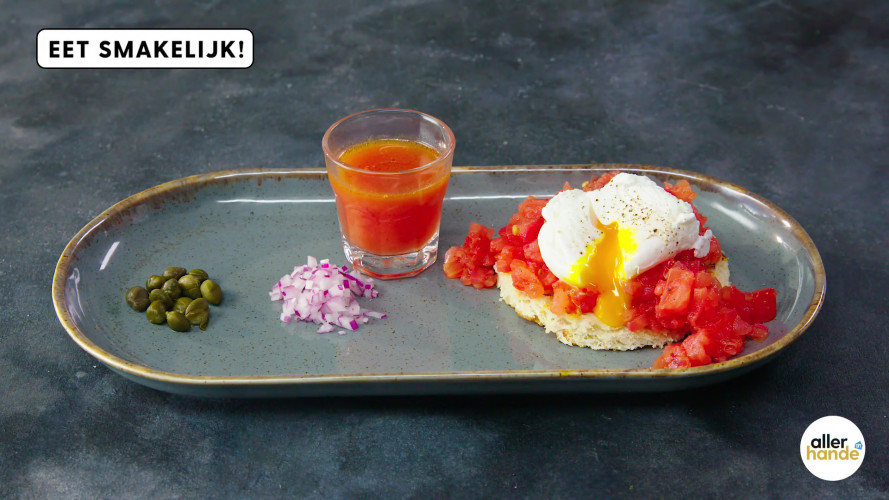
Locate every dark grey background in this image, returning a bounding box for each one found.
[2,0,886,497]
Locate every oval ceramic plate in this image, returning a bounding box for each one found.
[52,165,825,397]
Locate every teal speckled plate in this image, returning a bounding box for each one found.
[52,165,825,397]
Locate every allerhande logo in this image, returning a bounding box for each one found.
[800,416,865,481]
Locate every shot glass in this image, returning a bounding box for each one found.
[322,109,455,279]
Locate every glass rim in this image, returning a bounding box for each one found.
[322,108,456,176]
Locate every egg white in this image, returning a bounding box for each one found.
[538,189,601,282]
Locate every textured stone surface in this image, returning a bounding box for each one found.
[1,0,887,497]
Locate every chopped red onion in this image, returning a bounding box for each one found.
[270,256,386,334]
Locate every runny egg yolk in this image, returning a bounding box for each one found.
[563,222,636,327]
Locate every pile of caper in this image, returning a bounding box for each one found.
[125,267,223,332]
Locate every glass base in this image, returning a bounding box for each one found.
[342,233,439,280]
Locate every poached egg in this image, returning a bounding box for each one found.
[537,173,713,326]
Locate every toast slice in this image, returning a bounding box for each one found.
[496,257,730,351]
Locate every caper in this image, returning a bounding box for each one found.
[165,311,191,332]
[178,274,202,299]
[148,288,173,309]
[186,309,209,330]
[173,296,193,314]
[161,279,182,300]
[125,286,150,311]
[145,300,167,324]
[132,268,219,330]
[192,310,209,330]
[188,268,209,283]
[185,298,210,326]
[185,297,209,315]
[146,275,165,291]
[162,266,187,280]
[200,279,222,305]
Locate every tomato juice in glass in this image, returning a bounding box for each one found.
[322,109,455,279]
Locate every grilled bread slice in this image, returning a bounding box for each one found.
[496,257,730,351]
